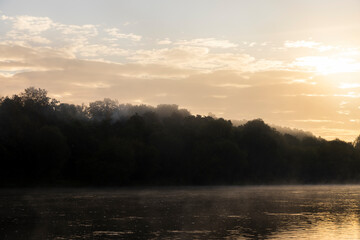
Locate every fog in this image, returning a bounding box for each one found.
[2,186,360,239]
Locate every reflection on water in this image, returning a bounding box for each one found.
[1,185,360,239]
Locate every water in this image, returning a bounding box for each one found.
[1,185,360,239]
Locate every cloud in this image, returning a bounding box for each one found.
[72,82,111,89]
[284,40,334,52]
[211,95,228,99]
[214,83,251,88]
[130,46,209,69]
[74,44,128,57]
[284,78,317,85]
[0,14,305,75]
[339,83,360,89]
[1,15,55,46]
[0,44,196,79]
[129,46,285,73]
[337,110,350,115]
[12,15,53,34]
[271,110,295,114]
[5,30,51,44]
[105,28,142,41]
[285,40,321,49]
[55,23,98,37]
[1,15,12,20]
[307,127,359,141]
[0,13,141,60]
[292,56,360,74]
[293,119,344,123]
[175,38,238,48]
[334,93,360,98]
[157,38,172,45]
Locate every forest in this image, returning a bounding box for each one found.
[1,87,360,186]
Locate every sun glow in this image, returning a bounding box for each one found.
[294,56,360,75]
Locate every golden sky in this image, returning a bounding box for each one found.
[1,0,360,141]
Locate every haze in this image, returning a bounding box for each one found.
[1,0,360,141]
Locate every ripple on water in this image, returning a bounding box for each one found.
[1,185,360,239]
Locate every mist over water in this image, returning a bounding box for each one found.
[1,185,360,239]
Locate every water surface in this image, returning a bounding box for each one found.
[1,185,360,239]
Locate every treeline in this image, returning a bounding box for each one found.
[1,87,360,186]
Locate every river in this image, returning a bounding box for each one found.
[1,185,360,239]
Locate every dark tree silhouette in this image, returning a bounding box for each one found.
[1,87,360,187]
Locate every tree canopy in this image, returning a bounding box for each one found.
[1,87,360,186]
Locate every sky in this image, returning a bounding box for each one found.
[1,0,360,141]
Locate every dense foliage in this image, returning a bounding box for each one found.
[1,87,360,186]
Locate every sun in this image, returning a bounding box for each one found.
[294,56,360,75]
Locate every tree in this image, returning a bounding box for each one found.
[20,87,58,108]
[29,126,70,181]
[354,135,360,150]
[88,98,119,120]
